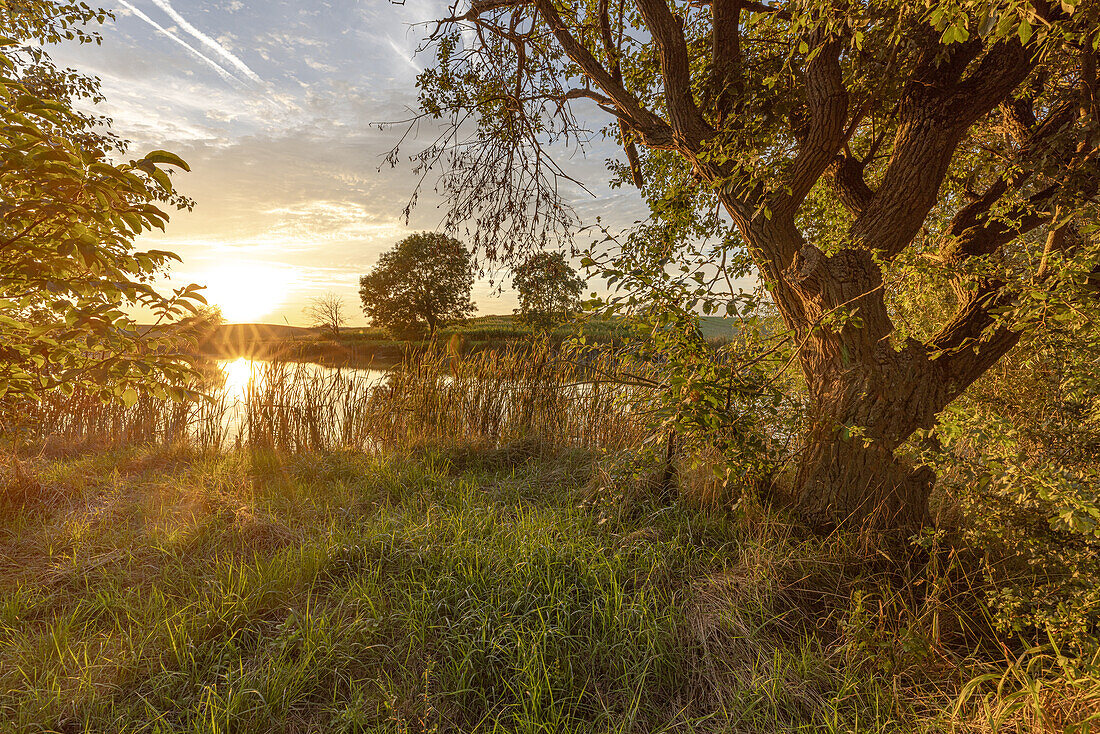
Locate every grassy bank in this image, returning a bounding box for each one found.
[3,442,951,733]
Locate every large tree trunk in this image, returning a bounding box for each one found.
[737,222,958,529]
[793,425,934,529]
[737,235,1019,529]
[791,354,942,529]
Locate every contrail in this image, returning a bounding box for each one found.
[386,36,421,73]
[117,0,240,84]
[148,0,261,83]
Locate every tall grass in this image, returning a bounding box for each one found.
[341,342,649,453]
[237,343,650,454]
[0,446,938,733]
[16,386,207,451]
[11,342,652,457]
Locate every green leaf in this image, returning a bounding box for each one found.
[139,150,191,172]
[1018,17,1033,45]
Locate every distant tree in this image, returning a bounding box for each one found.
[0,0,203,418]
[304,292,347,337]
[359,232,475,337]
[513,252,585,328]
[178,305,225,341]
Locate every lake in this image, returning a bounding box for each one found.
[216,357,389,403]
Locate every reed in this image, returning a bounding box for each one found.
[240,341,651,454]
[9,342,653,457]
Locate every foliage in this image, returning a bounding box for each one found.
[358,232,475,337]
[0,0,204,430]
[512,251,586,328]
[934,408,1100,650]
[918,274,1100,655]
[579,218,797,506]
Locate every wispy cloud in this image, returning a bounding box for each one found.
[147,0,262,82]
[116,0,240,84]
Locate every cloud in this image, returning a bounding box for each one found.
[147,0,262,82]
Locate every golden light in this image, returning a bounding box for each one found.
[218,357,261,402]
[199,262,294,323]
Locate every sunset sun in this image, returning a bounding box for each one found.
[198,262,294,323]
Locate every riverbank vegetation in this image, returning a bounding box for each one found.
[4,342,1100,731]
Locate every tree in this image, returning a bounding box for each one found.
[513,251,586,328]
[0,1,203,420]
[401,1,1100,528]
[304,292,348,337]
[359,232,476,337]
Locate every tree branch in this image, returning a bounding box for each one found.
[827,151,874,216]
[635,0,713,147]
[851,37,1034,259]
[927,282,1020,402]
[708,0,743,126]
[778,33,848,217]
[531,0,677,149]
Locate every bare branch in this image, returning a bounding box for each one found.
[531,0,677,148]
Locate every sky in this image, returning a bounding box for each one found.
[50,0,650,325]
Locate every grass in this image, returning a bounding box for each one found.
[0,443,943,733]
[4,348,1099,733]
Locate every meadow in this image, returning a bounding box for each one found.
[2,344,1095,733]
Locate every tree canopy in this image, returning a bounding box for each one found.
[358,232,476,337]
[404,0,1100,529]
[513,251,586,327]
[0,0,204,421]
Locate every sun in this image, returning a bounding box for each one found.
[199,262,294,323]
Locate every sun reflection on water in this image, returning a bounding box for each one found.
[218,358,263,403]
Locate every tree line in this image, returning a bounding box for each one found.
[308,232,587,338]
